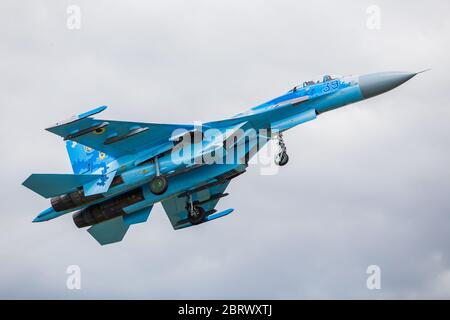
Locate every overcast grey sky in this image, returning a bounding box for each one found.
[1,0,449,299]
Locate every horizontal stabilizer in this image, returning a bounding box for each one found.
[87,207,153,245]
[87,216,129,245]
[22,173,102,198]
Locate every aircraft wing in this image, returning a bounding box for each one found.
[161,181,234,229]
[46,106,194,157]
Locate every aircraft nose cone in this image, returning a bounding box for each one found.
[359,71,417,99]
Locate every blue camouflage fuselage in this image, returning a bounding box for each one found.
[26,70,420,246]
[35,75,366,222]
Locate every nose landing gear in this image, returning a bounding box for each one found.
[274,132,289,166]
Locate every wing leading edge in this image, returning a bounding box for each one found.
[22,173,102,198]
[46,106,194,158]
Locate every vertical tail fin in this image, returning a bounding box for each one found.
[65,141,116,174]
[66,140,98,174]
[65,141,118,196]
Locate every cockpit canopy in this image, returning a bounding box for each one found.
[289,74,342,92]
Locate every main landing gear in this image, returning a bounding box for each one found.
[274,132,289,166]
[186,195,206,225]
[150,156,168,195]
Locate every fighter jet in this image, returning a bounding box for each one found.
[23,71,424,245]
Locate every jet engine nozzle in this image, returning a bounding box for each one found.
[51,190,103,212]
[73,187,145,228]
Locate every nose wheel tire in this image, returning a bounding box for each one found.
[275,152,289,166]
[150,176,168,195]
[274,132,289,166]
[187,206,206,225]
